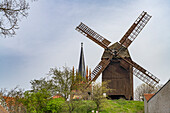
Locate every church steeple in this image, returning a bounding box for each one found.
[78,42,85,78]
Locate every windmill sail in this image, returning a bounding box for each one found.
[76,22,111,49]
[86,56,112,88]
[120,56,160,87]
[133,66,160,88]
[119,11,151,48]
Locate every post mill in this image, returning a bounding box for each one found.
[75,11,160,100]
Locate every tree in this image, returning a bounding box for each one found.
[0,0,36,37]
[28,66,74,100]
[28,66,82,113]
[29,77,57,96]
[22,88,51,113]
[135,83,163,101]
[22,66,93,113]
[48,66,74,101]
[48,66,87,113]
[45,98,65,113]
[0,66,92,112]
[91,81,111,111]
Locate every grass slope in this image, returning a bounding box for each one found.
[62,99,144,113]
[99,99,144,113]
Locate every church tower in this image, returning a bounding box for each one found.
[78,42,86,78]
[71,43,92,100]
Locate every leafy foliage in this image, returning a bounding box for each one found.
[45,98,65,113]
[91,81,111,111]
[48,66,73,101]
[29,66,75,101]
[22,88,51,113]
[30,77,56,96]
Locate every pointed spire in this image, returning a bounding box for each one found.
[78,42,86,78]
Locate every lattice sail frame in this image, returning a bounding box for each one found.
[119,11,152,48]
[119,55,160,88]
[132,62,160,88]
[76,22,111,49]
[85,56,113,88]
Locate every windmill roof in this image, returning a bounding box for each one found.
[102,42,131,59]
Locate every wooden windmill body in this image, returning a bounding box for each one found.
[102,42,133,99]
[75,11,160,100]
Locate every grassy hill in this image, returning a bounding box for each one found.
[72,99,144,113]
[98,99,144,113]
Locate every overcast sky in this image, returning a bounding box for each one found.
[0,0,170,91]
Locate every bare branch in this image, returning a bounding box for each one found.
[135,83,163,101]
[0,0,30,37]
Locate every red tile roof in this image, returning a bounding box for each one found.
[0,104,8,113]
[3,96,15,107]
[144,94,155,101]
[53,94,62,99]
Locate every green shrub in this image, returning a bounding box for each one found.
[45,98,65,113]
